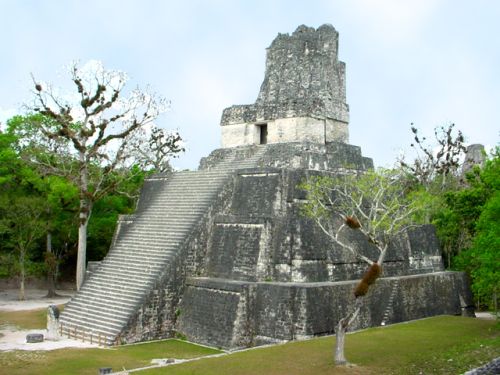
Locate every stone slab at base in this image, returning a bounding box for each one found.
[26,333,44,343]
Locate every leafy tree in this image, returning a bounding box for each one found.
[0,131,48,299]
[42,175,79,296]
[453,148,500,310]
[23,61,183,289]
[465,192,500,311]
[6,116,81,294]
[300,169,423,365]
[0,195,47,300]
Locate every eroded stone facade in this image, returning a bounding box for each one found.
[221,24,349,147]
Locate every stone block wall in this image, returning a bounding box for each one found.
[177,271,472,350]
[203,167,444,285]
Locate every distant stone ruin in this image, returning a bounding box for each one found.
[58,24,473,349]
[462,144,486,177]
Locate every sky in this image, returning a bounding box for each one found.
[1,0,499,170]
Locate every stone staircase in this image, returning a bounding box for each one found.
[380,278,400,326]
[59,146,266,345]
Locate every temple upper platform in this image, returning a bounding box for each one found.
[220,24,349,148]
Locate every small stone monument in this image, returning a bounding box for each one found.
[46,304,60,340]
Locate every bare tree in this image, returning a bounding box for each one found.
[126,126,184,173]
[28,61,182,290]
[399,123,467,189]
[300,169,422,365]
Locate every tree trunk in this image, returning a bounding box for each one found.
[19,249,25,301]
[334,306,360,365]
[334,317,349,365]
[76,215,88,291]
[45,232,58,298]
[76,153,91,291]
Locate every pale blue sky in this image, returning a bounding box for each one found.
[1,0,499,169]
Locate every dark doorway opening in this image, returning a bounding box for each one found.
[258,124,268,144]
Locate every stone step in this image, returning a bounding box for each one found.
[143,204,210,211]
[114,233,187,241]
[67,299,134,318]
[99,257,172,270]
[72,289,142,308]
[115,235,187,243]
[106,247,176,258]
[131,214,203,222]
[98,258,165,271]
[121,222,195,231]
[89,268,155,285]
[105,248,174,258]
[140,201,212,208]
[114,235,186,246]
[132,213,202,220]
[60,314,122,336]
[116,229,187,238]
[84,267,158,283]
[60,312,127,333]
[85,276,152,290]
[77,284,145,302]
[61,306,129,328]
[109,244,178,255]
[83,278,150,295]
[160,179,228,188]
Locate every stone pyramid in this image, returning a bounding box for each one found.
[59,24,473,348]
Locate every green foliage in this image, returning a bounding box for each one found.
[468,192,500,308]
[400,122,499,310]
[300,169,426,254]
[1,114,148,284]
[454,190,500,310]
[434,147,499,310]
[87,193,133,260]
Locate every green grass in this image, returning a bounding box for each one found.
[0,308,498,375]
[0,340,221,375]
[0,306,64,330]
[141,316,499,375]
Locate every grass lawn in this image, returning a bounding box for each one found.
[0,307,64,330]
[141,316,499,375]
[0,340,221,375]
[0,307,498,375]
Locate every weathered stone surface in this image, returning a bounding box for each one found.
[221,24,350,147]
[464,357,500,375]
[462,143,485,177]
[200,142,373,172]
[177,272,471,349]
[46,304,60,341]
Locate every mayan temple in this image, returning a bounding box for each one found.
[59,24,473,349]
